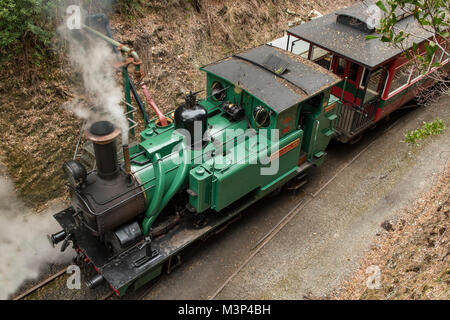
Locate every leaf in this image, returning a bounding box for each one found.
[365,35,379,40]
[376,0,387,13]
[431,62,441,68]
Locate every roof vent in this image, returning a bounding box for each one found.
[262,54,289,75]
[336,14,375,33]
[335,1,414,34]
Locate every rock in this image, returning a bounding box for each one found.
[381,220,394,231]
[406,265,421,272]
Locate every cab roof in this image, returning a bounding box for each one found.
[201,44,340,112]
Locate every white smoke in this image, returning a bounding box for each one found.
[0,172,72,299]
[60,24,129,144]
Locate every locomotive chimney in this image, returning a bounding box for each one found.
[85,120,121,180]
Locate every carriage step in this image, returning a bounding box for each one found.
[327,114,338,120]
[322,128,335,137]
[314,151,325,158]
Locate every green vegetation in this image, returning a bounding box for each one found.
[404,118,445,145]
[0,0,59,54]
[368,0,449,75]
[0,0,121,61]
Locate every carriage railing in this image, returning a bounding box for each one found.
[336,100,377,135]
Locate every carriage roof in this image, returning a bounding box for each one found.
[287,1,434,69]
[201,44,340,112]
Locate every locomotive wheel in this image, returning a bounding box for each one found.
[193,213,208,228]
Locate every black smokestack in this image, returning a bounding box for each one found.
[86,121,120,180]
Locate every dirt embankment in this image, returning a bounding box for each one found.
[0,0,353,208]
[338,164,450,299]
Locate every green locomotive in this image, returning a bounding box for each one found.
[50,40,342,295]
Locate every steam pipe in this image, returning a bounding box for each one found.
[140,81,169,127]
[47,230,67,248]
[130,81,150,125]
[81,24,140,63]
[142,140,189,235]
[81,23,142,88]
[159,141,189,210]
[142,153,166,235]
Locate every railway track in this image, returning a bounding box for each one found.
[13,268,68,300]
[12,264,162,300]
[12,266,118,300]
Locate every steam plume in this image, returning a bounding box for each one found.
[60,25,129,144]
[0,172,72,299]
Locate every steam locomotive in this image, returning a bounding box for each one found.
[49,2,448,296]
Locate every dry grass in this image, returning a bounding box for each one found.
[337,164,450,299]
[0,54,79,208]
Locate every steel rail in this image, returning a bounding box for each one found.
[12,268,68,300]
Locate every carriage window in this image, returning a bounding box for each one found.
[362,67,385,104]
[389,61,412,95]
[211,81,226,101]
[311,45,332,69]
[336,57,346,75]
[431,48,442,68]
[360,68,369,87]
[290,39,310,58]
[348,62,360,82]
